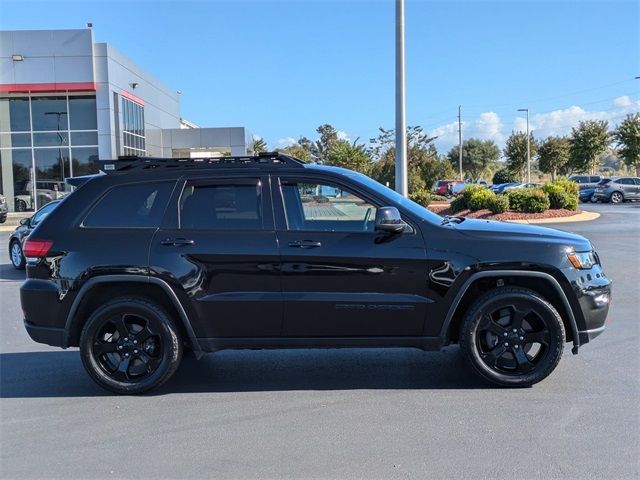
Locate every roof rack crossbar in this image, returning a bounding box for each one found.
[100,152,305,173]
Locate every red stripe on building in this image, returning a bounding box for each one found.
[120,90,145,106]
[0,82,97,94]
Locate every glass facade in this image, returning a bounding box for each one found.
[0,95,99,212]
[122,97,146,156]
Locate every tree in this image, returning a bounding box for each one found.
[492,167,518,185]
[447,138,500,180]
[325,139,372,174]
[278,137,313,162]
[503,131,538,180]
[568,120,610,174]
[250,136,268,154]
[613,113,640,176]
[312,124,339,161]
[537,136,571,180]
[369,126,453,194]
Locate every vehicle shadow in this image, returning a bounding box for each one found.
[0,347,491,398]
[0,263,24,282]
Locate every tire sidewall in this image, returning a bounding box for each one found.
[610,191,623,203]
[461,289,565,387]
[80,298,182,394]
[10,240,25,269]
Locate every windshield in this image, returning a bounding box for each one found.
[346,172,443,224]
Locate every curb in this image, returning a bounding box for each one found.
[505,211,600,224]
[0,225,17,232]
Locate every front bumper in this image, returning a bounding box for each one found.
[562,265,612,347]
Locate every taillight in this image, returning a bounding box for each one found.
[23,239,53,258]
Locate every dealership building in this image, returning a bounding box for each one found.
[0,28,249,212]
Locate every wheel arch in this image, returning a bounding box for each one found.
[63,275,201,355]
[440,270,580,353]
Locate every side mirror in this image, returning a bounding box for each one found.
[375,207,405,234]
[19,217,31,227]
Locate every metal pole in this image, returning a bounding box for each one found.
[526,109,531,183]
[458,105,463,181]
[395,0,408,196]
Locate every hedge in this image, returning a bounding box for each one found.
[542,181,579,211]
[507,188,550,213]
[468,188,495,211]
[487,195,509,213]
[409,188,432,207]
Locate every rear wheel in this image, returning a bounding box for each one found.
[14,199,27,212]
[79,297,183,394]
[610,191,624,204]
[460,287,564,387]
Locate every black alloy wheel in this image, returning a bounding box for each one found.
[460,287,564,387]
[80,297,183,394]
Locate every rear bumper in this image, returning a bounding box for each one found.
[24,320,66,347]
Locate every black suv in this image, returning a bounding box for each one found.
[20,154,611,394]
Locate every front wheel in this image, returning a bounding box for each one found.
[10,240,25,269]
[460,287,564,387]
[80,297,183,394]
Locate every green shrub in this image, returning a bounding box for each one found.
[313,195,329,203]
[522,189,550,213]
[542,181,579,210]
[468,188,495,211]
[487,195,509,213]
[505,189,527,211]
[450,195,467,213]
[409,189,431,207]
[507,188,550,213]
[430,194,449,202]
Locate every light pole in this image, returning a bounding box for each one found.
[458,105,463,180]
[395,0,408,197]
[517,108,530,183]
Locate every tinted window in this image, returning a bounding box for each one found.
[31,201,58,226]
[180,182,262,230]
[617,178,634,185]
[590,176,601,182]
[281,180,377,232]
[84,181,173,228]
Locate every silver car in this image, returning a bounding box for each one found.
[593,177,640,203]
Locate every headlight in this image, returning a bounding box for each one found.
[567,250,596,269]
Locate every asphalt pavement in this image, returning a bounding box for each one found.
[1,202,638,479]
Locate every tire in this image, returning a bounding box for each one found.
[9,240,25,270]
[79,297,183,395]
[610,191,624,204]
[459,287,564,387]
[14,199,27,212]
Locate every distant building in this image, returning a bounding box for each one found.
[0,28,249,212]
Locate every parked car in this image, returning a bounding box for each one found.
[568,175,601,190]
[502,182,543,192]
[9,200,61,269]
[434,179,464,197]
[593,176,640,203]
[492,182,521,194]
[0,195,7,223]
[579,187,598,203]
[20,153,611,394]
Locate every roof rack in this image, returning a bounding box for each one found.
[99,152,305,173]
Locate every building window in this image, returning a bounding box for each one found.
[0,94,99,212]
[121,97,145,156]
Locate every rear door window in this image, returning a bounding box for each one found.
[179,180,263,230]
[83,181,174,228]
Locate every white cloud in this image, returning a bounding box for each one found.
[428,99,639,152]
[276,137,296,147]
[613,95,633,108]
[251,134,262,141]
[337,130,350,141]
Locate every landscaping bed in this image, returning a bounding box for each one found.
[428,203,581,221]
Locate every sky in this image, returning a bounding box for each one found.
[1,0,638,154]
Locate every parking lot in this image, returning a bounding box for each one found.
[0,202,638,479]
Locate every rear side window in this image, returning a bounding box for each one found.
[179,181,262,230]
[83,181,173,228]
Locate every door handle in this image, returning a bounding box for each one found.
[161,238,195,246]
[288,240,322,249]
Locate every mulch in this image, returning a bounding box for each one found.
[428,203,581,221]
